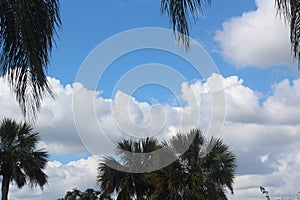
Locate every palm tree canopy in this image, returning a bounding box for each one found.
[0,0,61,120]
[98,131,236,200]
[168,129,236,199]
[147,159,184,200]
[0,118,48,189]
[97,137,161,200]
[58,188,107,200]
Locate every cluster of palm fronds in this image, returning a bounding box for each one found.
[0,118,48,200]
[98,129,236,200]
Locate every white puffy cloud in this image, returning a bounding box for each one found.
[1,75,300,199]
[215,0,295,68]
[7,156,100,200]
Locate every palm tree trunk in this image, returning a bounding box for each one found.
[1,174,10,200]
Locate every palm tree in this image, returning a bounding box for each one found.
[150,129,236,200]
[60,188,82,200]
[0,118,48,200]
[147,159,184,200]
[97,138,161,200]
[81,188,101,200]
[0,0,61,119]
[98,130,236,200]
[57,188,107,200]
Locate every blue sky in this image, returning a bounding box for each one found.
[49,0,299,96]
[2,0,300,199]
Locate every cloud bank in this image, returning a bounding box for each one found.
[0,75,300,199]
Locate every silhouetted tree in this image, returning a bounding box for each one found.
[97,129,236,200]
[0,118,48,200]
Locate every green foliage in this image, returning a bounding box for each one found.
[0,0,61,120]
[97,138,161,200]
[161,0,211,48]
[58,188,112,200]
[97,129,236,200]
[0,118,48,200]
[161,0,300,67]
[1,0,300,120]
[150,129,236,200]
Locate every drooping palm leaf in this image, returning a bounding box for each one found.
[161,0,211,48]
[203,137,236,195]
[0,0,61,120]
[270,0,300,67]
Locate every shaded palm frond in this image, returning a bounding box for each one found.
[0,0,61,120]
[276,0,300,68]
[148,159,184,200]
[203,138,236,194]
[170,129,236,199]
[161,0,211,48]
[27,168,48,189]
[98,129,236,199]
[12,163,26,188]
[97,156,127,195]
[97,138,161,199]
[0,117,48,196]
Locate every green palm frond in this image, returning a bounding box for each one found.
[161,0,211,48]
[0,0,61,120]
[0,117,48,199]
[12,164,27,188]
[148,159,184,200]
[97,156,127,195]
[204,138,236,194]
[98,138,161,199]
[168,129,236,199]
[98,156,136,199]
[98,130,236,200]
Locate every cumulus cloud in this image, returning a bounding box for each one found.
[214,0,295,68]
[1,75,300,199]
[7,156,99,200]
[233,152,300,199]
